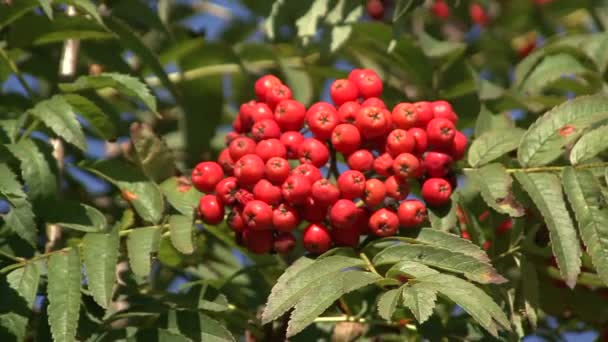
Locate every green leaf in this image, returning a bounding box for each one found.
[7,14,112,46]
[569,125,608,164]
[401,284,437,323]
[0,0,39,29]
[158,329,191,342]
[280,60,313,105]
[62,0,103,24]
[160,177,201,216]
[519,257,539,329]
[474,106,513,137]
[130,123,176,183]
[62,94,117,140]
[127,227,161,277]
[262,256,362,324]
[465,164,525,217]
[515,172,581,287]
[418,31,465,59]
[386,260,440,279]
[427,198,457,231]
[520,53,591,95]
[295,0,328,45]
[200,313,235,342]
[286,271,381,337]
[37,0,53,19]
[82,159,164,223]
[468,128,525,167]
[377,288,402,321]
[562,167,608,286]
[47,249,82,342]
[60,73,157,114]
[373,244,507,284]
[83,225,119,308]
[0,163,26,198]
[7,139,58,200]
[3,198,37,246]
[169,215,195,255]
[28,95,87,151]
[416,228,491,263]
[517,94,608,167]
[45,201,107,232]
[7,262,40,308]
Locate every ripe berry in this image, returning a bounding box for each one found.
[332,123,361,155]
[235,189,254,206]
[273,203,300,231]
[292,163,323,184]
[311,179,340,206]
[427,117,455,148]
[363,178,387,207]
[274,232,296,254]
[232,115,244,133]
[329,199,359,229]
[254,75,282,101]
[255,138,287,161]
[234,154,265,185]
[199,195,225,225]
[431,0,450,19]
[369,208,399,237]
[229,136,256,161]
[392,102,418,129]
[306,106,339,140]
[265,83,292,110]
[218,148,235,174]
[227,208,245,232]
[330,79,359,105]
[408,128,429,155]
[393,153,421,179]
[361,97,386,109]
[243,200,273,230]
[398,200,427,228]
[253,179,282,206]
[423,151,453,178]
[355,70,383,98]
[385,176,410,200]
[307,101,337,118]
[282,175,312,205]
[243,229,274,254]
[215,177,238,205]
[421,178,453,206]
[252,119,281,141]
[239,100,257,128]
[386,129,415,157]
[265,157,290,184]
[251,103,274,123]
[300,197,329,223]
[366,0,384,20]
[347,149,374,172]
[332,227,360,247]
[355,106,389,138]
[298,138,330,167]
[280,131,305,159]
[192,161,224,193]
[413,101,434,128]
[497,219,513,235]
[348,68,368,83]
[302,223,333,254]
[431,100,458,124]
[338,170,366,199]
[338,101,361,123]
[373,153,394,177]
[274,99,306,131]
[450,131,468,161]
[469,3,489,27]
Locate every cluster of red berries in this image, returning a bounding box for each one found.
[431,1,489,27]
[191,69,467,255]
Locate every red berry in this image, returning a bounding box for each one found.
[431,0,450,19]
[255,75,282,101]
[408,128,429,155]
[311,179,340,206]
[331,124,361,155]
[307,102,337,118]
[265,157,290,184]
[338,170,366,199]
[392,102,418,129]
[373,153,394,177]
[332,227,360,247]
[302,223,333,254]
[347,149,374,172]
[234,154,265,185]
[235,189,254,206]
[393,153,421,179]
[330,79,359,105]
[421,178,452,206]
[192,161,224,193]
[497,219,513,235]
[450,131,468,161]
[199,195,225,225]
[243,229,274,254]
[431,100,458,124]
[355,106,389,138]
[385,176,410,200]
[218,148,235,174]
[427,118,456,147]
[361,97,386,109]
[265,83,292,110]
[253,179,282,206]
[255,138,287,161]
[239,100,257,129]
[483,240,492,251]
[232,115,244,133]
[398,200,427,228]
[274,232,296,254]
[280,131,305,159]
[461,231,471,240]
[423,151,453,178]
[292,163,323,185]
[469,3,489,27]
[307,106,339,140]
[251,103,274,123]
[369,208,399,237]
[329,199,359,229]
[348,68,368,83]
[227,208,245,232]
[300,197,329,223]
[355,208,372,235]
[355,70,383,98]
[225,132,239,146]
[252,119,281,141]
[243,200,273,230]
[282,175,312,205]
[386,129,415,157]
[366,0,384,20]
[229,136,256,161]
[274,99,306,131]
[215,177,238,205]
[363,178,386,207]
[273,203,300,231]
[413,101,434,128]
[337,101,361,123]
[298,138,330,167]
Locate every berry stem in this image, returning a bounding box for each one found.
[463,161,608,174]
[327,143,340,179]
[312,315,417,330]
